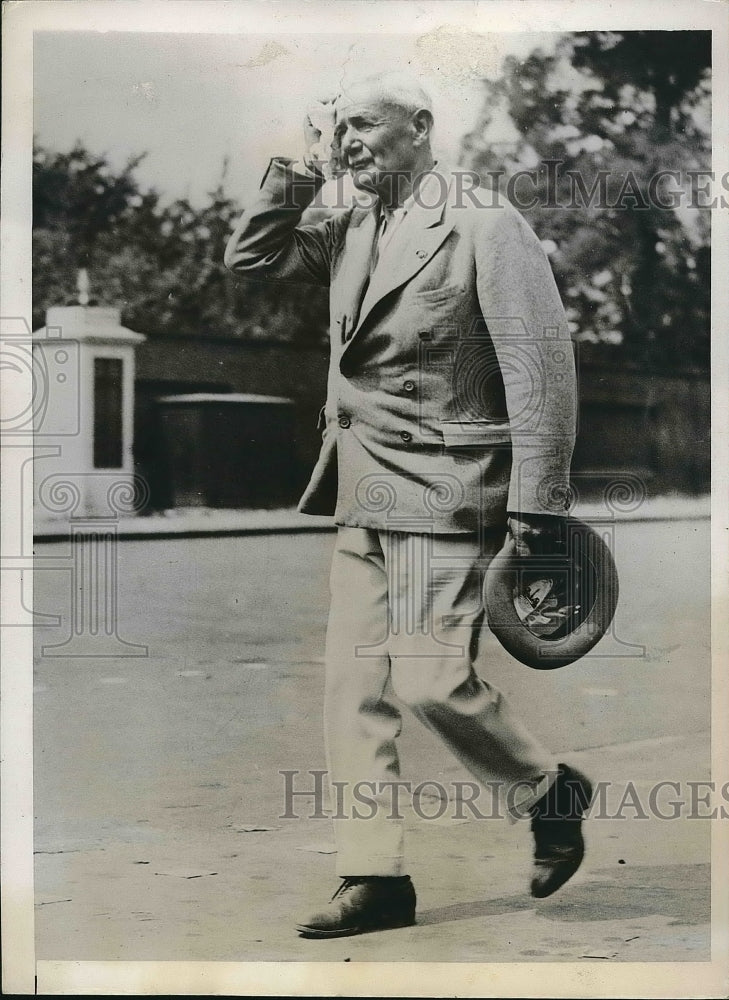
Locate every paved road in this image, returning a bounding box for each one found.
[33,520,711,963]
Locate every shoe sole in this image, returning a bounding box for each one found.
[296,915,416,939]
[530,851,584,898]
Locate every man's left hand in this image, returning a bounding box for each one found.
[507,513,567,557]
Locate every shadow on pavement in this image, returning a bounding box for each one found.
[417,893,533,926]
[416,863,709,929]
[537,863,710,925]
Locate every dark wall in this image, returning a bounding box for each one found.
[155,398,298,509]
[575,364,710,496]
[134,335,329,508]
[135,334,328,469]
[133,335,710,509]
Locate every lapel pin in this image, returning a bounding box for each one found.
[416,249,428,259]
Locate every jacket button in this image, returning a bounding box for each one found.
[338,416,351,429]
[403,379,415,392]
[400,430,412,443]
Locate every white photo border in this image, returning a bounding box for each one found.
[2,1,727,996]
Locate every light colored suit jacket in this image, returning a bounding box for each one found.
[225,158,576,533]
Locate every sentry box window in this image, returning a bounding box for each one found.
[93,357,123,469]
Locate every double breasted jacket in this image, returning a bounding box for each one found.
[225,159,576,533]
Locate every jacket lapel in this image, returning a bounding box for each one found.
[344,172,456,347]
[333,204,378,341]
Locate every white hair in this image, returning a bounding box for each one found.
[338,70,434,117]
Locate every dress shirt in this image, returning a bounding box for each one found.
[370,169,440,273]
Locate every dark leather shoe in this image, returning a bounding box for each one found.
[296,876,416,938]
[529,762,593,899]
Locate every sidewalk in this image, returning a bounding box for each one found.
[33,492,711,541]
[34,722,711,963]
[32,508,715,969]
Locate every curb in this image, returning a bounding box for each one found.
[33,498,710,543]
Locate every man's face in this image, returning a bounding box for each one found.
[333,88,419,194]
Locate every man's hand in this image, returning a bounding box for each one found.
[507,513,567,557]
[304,99,344,178]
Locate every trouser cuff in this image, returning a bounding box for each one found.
[335,854,406,877]
[505,768,559,824]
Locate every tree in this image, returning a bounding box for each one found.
[461,30,710,370]
[32,141,329,344]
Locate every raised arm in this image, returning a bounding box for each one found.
[224,157,351,286]
[225,99,349,285]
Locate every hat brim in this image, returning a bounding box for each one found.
[484,517,619,670]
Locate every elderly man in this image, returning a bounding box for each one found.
[225,71,592,938]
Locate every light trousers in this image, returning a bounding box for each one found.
[324,526,556,877]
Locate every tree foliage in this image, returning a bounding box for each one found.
[33,30,710,372]
[461,30,710,370]
[32,142,329,343]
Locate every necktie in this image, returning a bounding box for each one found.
[346,211,397,341]
[370,213,389,275]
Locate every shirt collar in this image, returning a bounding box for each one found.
[380,164,440,223]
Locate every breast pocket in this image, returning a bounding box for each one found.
[415,282,464,305]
